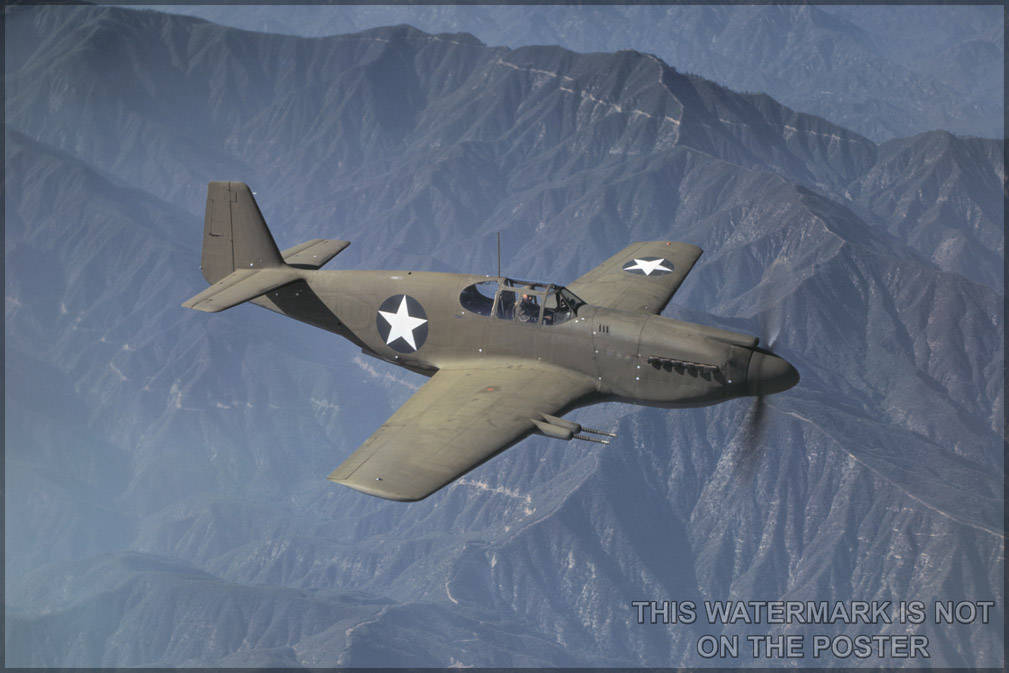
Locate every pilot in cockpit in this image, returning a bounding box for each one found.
[517,293,539,323]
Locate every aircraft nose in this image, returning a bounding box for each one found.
[746,351,799,396]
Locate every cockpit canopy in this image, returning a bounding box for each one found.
[459,278,585,326]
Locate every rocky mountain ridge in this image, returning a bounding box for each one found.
[154,4,1004,143]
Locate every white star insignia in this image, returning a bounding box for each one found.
[624,258,673,276]
[378,296,428,351]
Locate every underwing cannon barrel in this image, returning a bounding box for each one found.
[532,414,615,445]
[532,418,576,440]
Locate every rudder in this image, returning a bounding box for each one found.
[202,181,284,283]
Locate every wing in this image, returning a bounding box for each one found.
[567,241,702,314]
[328,362,597,501]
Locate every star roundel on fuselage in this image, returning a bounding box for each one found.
[376,294,429,353]
[622,257,674,276]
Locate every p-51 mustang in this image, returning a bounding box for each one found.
[184,182,798,501]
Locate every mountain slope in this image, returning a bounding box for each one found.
[151,3,1004,142]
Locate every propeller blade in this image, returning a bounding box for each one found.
[736,268,789,480]
[735,394,770,482]
[758,298,783,350]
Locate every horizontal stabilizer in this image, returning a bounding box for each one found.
[281,239,350,269]
[182,267,300,313]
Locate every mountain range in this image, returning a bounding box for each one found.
[4,5,1004,667]
[157,3,1004,143]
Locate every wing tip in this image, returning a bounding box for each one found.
[327,474,427,502]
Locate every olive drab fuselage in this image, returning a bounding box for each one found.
[252,269,761,409]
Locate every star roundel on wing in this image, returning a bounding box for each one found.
[622,257,674,276]
[376,294,429,353]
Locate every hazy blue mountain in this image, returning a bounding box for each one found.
[850,130,1004,291]
[155,3,1004,142]
[5,5,1004,668]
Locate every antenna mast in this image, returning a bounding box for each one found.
[497,232,501,278]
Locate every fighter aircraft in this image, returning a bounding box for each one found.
[184,182,799,501]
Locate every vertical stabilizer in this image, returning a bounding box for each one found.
[202,181,284,284]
